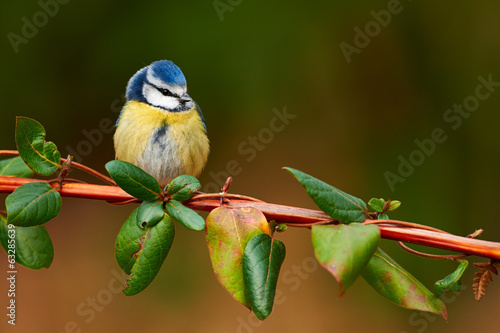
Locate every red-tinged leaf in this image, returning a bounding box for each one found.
[362,249,447,319]
[205,206,270,308]
[312,223,380,296]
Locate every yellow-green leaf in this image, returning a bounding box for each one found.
[205,206,270,308]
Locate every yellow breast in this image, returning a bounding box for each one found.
[114,100,210,186]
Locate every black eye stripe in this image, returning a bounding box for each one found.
[155,87,177,97]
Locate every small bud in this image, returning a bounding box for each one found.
[368,198,385,213]
[388,200,402,212]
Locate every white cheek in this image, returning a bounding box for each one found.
[143,84,181,110]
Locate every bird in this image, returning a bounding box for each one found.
[114,60,209,187]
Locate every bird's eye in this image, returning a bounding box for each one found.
[157,87,174,97]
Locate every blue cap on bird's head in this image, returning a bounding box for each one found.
[125,60,193,112]
[148,60,187,87]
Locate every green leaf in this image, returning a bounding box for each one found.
[243,234,286,320]
[206,206,271,308]
[166,175,201,201]
[137,200,165,228]
[0,214,54,269]
[115,208,175,295]
[0,157,34,178]
[388,200,401,212]
[15,117,61,175]
[434,260,469,296]
[368,198,385,213]
[378,213,389,220]
[284,167,367,223]
[362,249,447,319]
[312,223,380,296]
[275,224,287,232]
[105,160,161,201]
[6,182,62,226]
[165,199,205,231]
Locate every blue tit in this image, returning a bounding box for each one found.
[114,60,209,187]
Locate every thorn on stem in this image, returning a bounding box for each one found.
[222,177,232,193]
[382,200,391,212]
[467,229,484,239]
[219,177,233,206]
[57,155,73,188]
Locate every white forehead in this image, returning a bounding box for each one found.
[146,70,186,97]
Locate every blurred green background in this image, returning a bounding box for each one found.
[1,0,500,332]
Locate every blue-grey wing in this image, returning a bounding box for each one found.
[195,103,207,132]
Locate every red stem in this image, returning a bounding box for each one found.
[186,198,500,259]
[0,150,115,185]
[0,176,500,260]
[1,175,500,260]
[0,176,131,201]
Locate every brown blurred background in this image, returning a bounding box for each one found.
[2,0,500,332]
